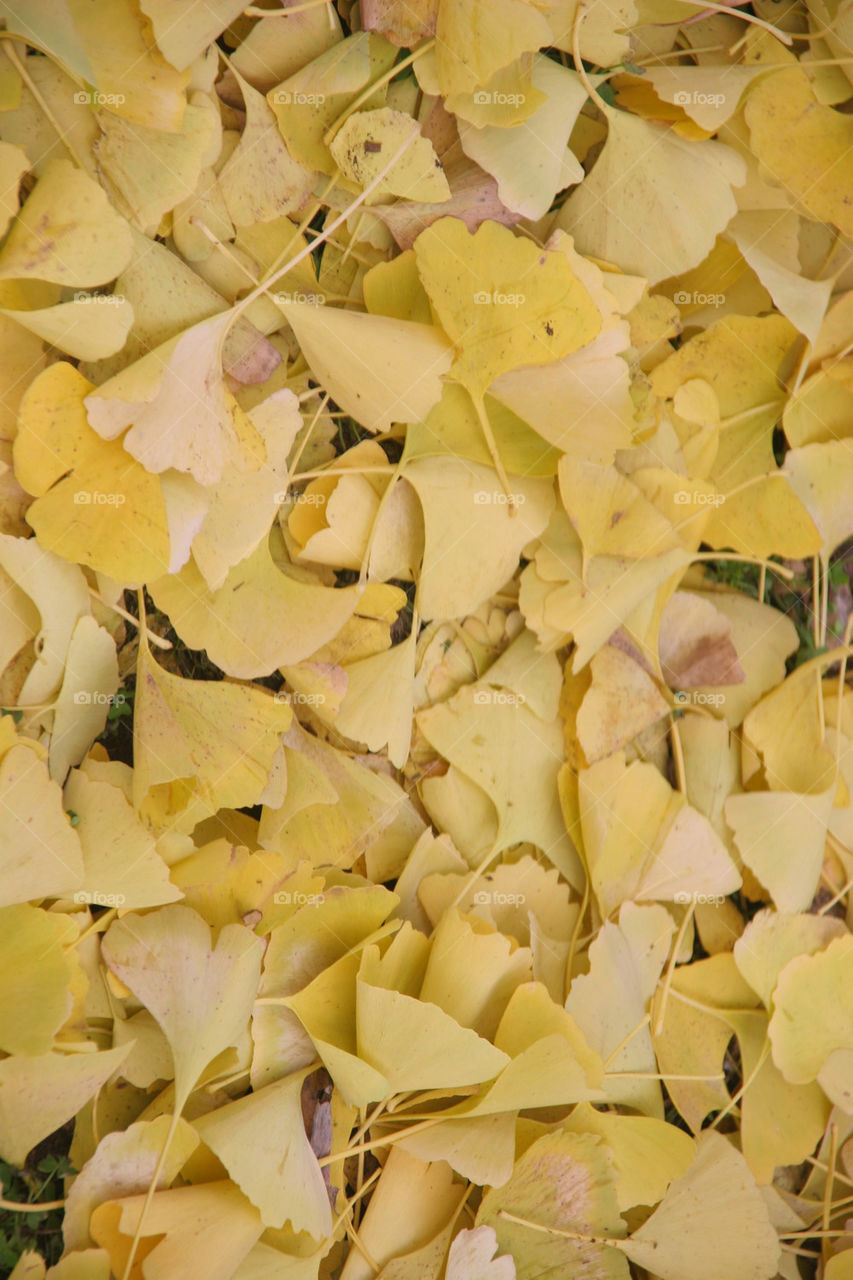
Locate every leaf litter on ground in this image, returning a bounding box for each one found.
[0,1,853,1278]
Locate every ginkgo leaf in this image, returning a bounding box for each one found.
[187,389,302,590]
[63,770,182,910]
[745,67,853,238]
[566,902,674,1117]
[149,533,361,680]
[769,934,853,1109]
[724,787,835,913]
[0,737,84,908]
[0,904,76,1055]
[0,159,132,286]
[94,97,220,236]
[405,457,554,621]
[283,951,392,1107]
[193,1069,332,1235]
[556,113,745,285]
[339,1147,465,1280]
[458,57,585,219]
[219,70,316,227]
[357,951,510,1092]
[330,108,450,202]
[413,217,600,397]
[3,0,189,131]
[132,639,292,816]
[335,631,416,767]
[90,1181,265,1280]
[49,616,119,782]
[417,683,581,887]
[477,1130,628,1280]
[267,32,393,176]
[786,440,853,561]
[14,362,171,582]
[434,0,552,97]
[733,909,846,1009]
[279,302,453,433]
[85,314,265,487]
[621,1132,780,1280]
[397,1112,517,1188]
[102,905,264,1113]
[576,645,670,764]
[0,1044,131,1166]
[0,293,134,362]
[62,1115,200,1251]
[446,1226,516,1280]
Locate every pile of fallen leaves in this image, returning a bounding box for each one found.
[2,0,853,1277]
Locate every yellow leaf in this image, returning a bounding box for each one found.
[0,904,76,1055]
[219,70,316,226]
[193,1069,332,1235]
[477,1130,628,1280]
[132,642,292,819]
[446,1226,516,1280]
[745,67,853,238]
[564,1103,695,1212]
[556,113,745,284]
[91,1180,265,1280]
[330,108,450,202]
[406,457,555,621]
[49,617,120,782]
[434,0,552,97]
[0,738,84,908]
[0,159,132,286]
[413,217,600,397]
[457,57,585,219]
[102,904,264,1113]
[64,770,182,910]
[94,98,220,236]
[85,314,265,486]
[725,787,835,913]
[576,645,670,764]
[149,533,361,679]
[0,1044,131,1166]
[14,362,171,582]
[63,1115,200,1251]
[280,302,453,433]
[621,1132,779,1280]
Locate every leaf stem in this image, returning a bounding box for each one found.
[0,1195,66,1211]
[0,39,88,169]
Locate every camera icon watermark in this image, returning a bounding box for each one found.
[273,690,325,706]
[72,292,124,305]
[473,890,526,905]
[472,91,526,107]
[73,90,126,107]
[673,690,726,707]
[673,491,725,506]
[473,290,525,307]
[73,491,126,505]
[274,290,323,306]
[472,689,526,706]
[73,691,122,706]
[473,491,526,505]
[73,890,126,907]
[272,90,326,106]
[673,90,726,108]
[273,890,325,906]
[673,290,725,308]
